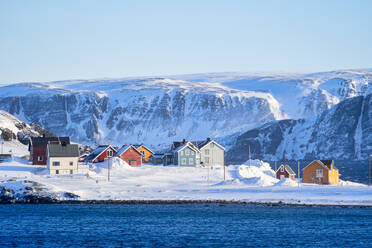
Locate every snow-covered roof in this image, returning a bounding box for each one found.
[84,145,115,162]
[197,139,225,150]
[116,144,142,156]
[133,144,154,154]
[174,142,199,153]
[276,164,296,175]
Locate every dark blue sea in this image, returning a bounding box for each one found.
[1,204,372,247]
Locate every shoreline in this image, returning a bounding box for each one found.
[1,199,372,208]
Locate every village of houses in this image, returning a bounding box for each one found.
[25,134,340,185]
[1,133,370,205]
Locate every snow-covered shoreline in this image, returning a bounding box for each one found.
[1,158,371,206]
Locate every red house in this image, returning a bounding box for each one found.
[84,145,116,163]
[29,136,70,165]
[116,145,142,167]
[276,164,296,180]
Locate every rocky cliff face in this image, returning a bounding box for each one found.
[226,94,372,163]
[0,70,371,152]
[0,78,283,148]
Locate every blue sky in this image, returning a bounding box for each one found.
[1,0,372,83]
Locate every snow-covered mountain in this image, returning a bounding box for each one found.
[0,69,371,150]
[226,93,372,163]
[0,78,283,148]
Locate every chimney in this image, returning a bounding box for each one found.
[182,139,186,144]
[62,141,67,147]
[206,137,211,142]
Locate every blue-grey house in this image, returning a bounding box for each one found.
[164,140,200,167]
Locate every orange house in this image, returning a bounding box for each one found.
[134,144,153,163]
[302,160,339,185]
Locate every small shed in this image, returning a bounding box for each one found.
[276,164,296,180]
[149,153,164,165]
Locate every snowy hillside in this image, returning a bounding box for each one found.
[0,69,371,149]
[227,93,372,162]
[0,78,283,148]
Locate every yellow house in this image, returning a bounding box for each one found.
[134,144,153,163]
[302,160,339,185]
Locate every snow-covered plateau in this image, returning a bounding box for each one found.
[1,69,372,152]
[1,158,371,206]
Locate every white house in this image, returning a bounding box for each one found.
[197,138,225,167]
[47,143,80,175]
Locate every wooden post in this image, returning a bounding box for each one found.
[223,152,226,181]
[368,155,370,187]
[297,160,300,187]
[248,145,251,166]
[108,158,110,182]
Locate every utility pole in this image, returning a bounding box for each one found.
[249,145,251,166]
[368,155,371,187]
[108,158,111,182]
[274,161,277,171]
[297,160,300,187]
[223,155,226,181]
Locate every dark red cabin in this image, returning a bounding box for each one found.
[84,145,116,163]
[276,164,296,180]
[29,136,70,165]
[116,145,142,167]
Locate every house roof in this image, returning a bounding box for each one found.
[116,144,142,156]
[302,160,337,171]
[174,142,199,153]
[133,144,154,154]
[276,164,296,175]
[150,153,164,159]
[47,144,79,157]
[30,136,70,147]
[196,139,225,150]
[84,145,115,162]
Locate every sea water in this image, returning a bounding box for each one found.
[0,204,371,247]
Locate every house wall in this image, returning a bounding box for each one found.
[31,146,48,166]
[328,169,339,185]
[200,142,224,167]
[119,148,142,167]
[94,147,115,163]
[303,161,331,184]
[47,156,78,175]
[137,146,152,163]
[177,146,199,167]
[276,167,290,180]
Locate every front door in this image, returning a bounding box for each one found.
[129,160,137,166]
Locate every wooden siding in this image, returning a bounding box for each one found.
[119,147,142,167]
[302,161,339,185]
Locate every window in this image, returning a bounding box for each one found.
[70,170,73,175]
[280,166,284,172]
[205,149,209,155]
[182,158,186,165]
[191,151,194,155]
[38,156,43,161]
[189,158,194,164]
[140,151,145,156]
[56,170,59,175]
[107,150,113,157]
[185,149,190,155]
[52,161,60,166]
[205,157,209,163]
[316,169,323,178]
[69,162,74,166]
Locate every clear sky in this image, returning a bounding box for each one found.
[1,0,372,83]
